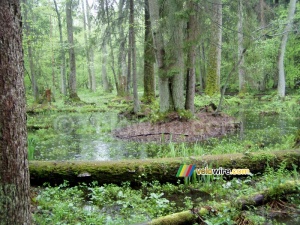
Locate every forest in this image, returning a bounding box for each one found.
[0,0,300,224]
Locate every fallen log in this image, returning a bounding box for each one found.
[29,149,300,186]
[143,179,300,225]
[236,180,300,210]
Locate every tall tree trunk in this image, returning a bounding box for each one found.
[127,28,132,94]
[0,1,31,223]
[259,0,266,28]
[148,0,171,112]
[130,0,140,113]
[66,0,79,100]
[117,0,127,96]
[102,42,110,92]
[53,0,67,96]
[277,0,297,98]
[85,0,96,92]
[23,0,39,101]
[238,0,245,92]
[166,0,185,111]
[49,2,56,96]
[185,0,197,114]
[81,0,93,91]
[205,0,222,96]
[143,0,155,103]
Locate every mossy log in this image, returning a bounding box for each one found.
[236,180,300,210]
[147,210,197,225]
[145,180,300,225]
[29,149,300,186]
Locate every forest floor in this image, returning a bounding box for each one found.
[114,112,239,142]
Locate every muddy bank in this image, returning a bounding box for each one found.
[114,112,240,142]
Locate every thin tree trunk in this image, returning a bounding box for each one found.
[53,0,67,96]
[238,0,245,92]
[23,0,39,101]
[85,0,96,92]
[127,29,132,94]
[49,2,56,95]
[81,0,93,91]
[0,1,31,223]
[185,0,197,114]
[259,0,266,28]
[130,0,140,113]
[143,0,155,103]
[117,0,127,96]
[102,42,110,92]
[66,0,79,100]
[277,0,297,98]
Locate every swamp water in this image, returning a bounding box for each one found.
[28,108,300,161]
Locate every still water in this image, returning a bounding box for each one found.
[28,106,300,161]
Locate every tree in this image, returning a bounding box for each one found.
[238,0,245,92]
[82,0,96,92]
[23,0,39,101]
[149,0,185,112]
[130,0,140,113]
[101,41,110,92]
[143,0,155,103]
[185,0,198,114]
[0,0,31,223]
[53,0,67,96]
[205,0,222,96]
[66,0,79,100]
[277,0,298,98]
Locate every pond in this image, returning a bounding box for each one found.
[27,103,300,161]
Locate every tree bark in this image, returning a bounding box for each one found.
[85,0,96,92]
[238,0,245,92]
[205,0,222,96]
[259,0,266,28]
[53,0,67,96]
[277,0,297,98]
[28,150,300,186]
[130,0,140,113]
[148,0,171,112]
[143,0,155,103]
[185,1,198,114]
[81,0,93,91]
[101,42,110,92]
[23,0,39,102]
[117,0,127,96]
[66,0,79,100]
[0,1,31,223]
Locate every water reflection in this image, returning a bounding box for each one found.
[30,109,300,161]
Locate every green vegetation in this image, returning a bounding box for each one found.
[32,164,300,225]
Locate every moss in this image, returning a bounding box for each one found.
[149,210,196,225]
[205,45,220,96]
[29,150,300,186]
